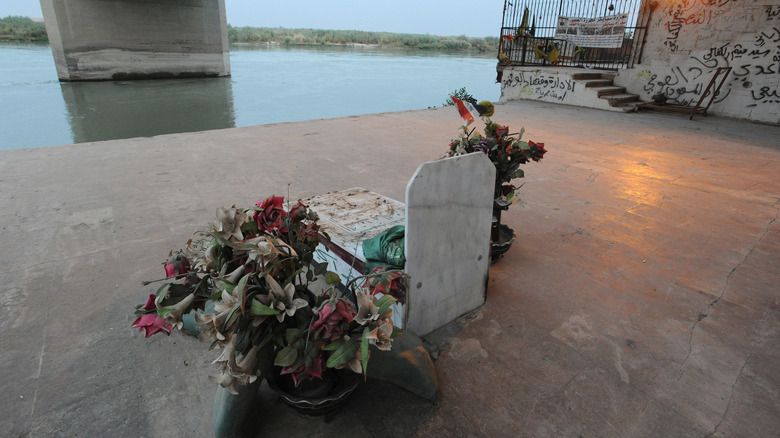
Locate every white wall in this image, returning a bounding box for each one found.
[498,0,780,124]
[615,0,780,124]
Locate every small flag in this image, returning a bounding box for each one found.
[451,96,479,126]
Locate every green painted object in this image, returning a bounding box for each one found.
[366,330,439,405]
[212,378,261,438]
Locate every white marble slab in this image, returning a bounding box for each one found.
[304,188,407,327]
[404,152,495,335]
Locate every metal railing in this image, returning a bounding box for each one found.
[499,0,649,70]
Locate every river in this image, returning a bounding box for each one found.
[0,43,500,150]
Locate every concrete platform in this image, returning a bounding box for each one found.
[1,100,778,437]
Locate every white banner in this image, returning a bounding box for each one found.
[555,14,628,49]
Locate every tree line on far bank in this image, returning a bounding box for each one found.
[0,16,499,54]
[0,16,47,41]
[228,25,499,53]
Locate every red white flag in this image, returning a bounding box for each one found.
[451,95,479,126]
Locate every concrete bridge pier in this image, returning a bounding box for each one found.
[40,0,230,81]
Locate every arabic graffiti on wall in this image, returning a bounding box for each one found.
[662,0,734,52]
[644,22,780,108]
[501,71,576,102]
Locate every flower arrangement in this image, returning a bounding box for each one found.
[132,195,406,394]
[446,105,547,203]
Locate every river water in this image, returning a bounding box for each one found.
[0,43,500,150]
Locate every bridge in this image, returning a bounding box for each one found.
[40,0,230,81]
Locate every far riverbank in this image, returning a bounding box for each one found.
[0,16,499,54]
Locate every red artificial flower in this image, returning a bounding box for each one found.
[502,34,514,41]
[312,299,354,341]
[298,221,321,249]
[501,184,517,196]
[131,294,172,337]
[254,195,288,234]
[364,268,407,304]
[495,126,509,138]
[529,141,547,161]
[288,200,308,223]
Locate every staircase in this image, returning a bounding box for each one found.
[571,72,642,112]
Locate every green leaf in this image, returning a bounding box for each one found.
[153,284,171,307]
[321,339,344,351]
[361,326,370,376]
[250,299,280,316]
[235,273,251,311]
[374,295,396,316]
[285,328,303,344]
[325,271,341,285]
[156,307,175,317]
[313,262,328,276]
[325,339,360,368]
[274,345,298,367]
[241,220,259,235]
[224,303,241,327]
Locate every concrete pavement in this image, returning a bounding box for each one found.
[1,100,778,437]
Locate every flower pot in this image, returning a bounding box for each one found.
[266,367,361,420]
[490,224,516,264]
[490,199,515,264]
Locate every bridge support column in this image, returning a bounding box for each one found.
[40,0,230,81]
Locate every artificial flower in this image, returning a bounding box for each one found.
[132,294,173,337]
[312,299,354,341]
[281,354,324,386]
[366,319,394,351]
[161,292,195,329]
[354,289,379,325]
[254,195,287,234]
[266,275,308,323]
[131,313,172,337]
[210,206,247,242]
[164,254,190,278]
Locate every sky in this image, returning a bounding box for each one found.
[1,0,505,38]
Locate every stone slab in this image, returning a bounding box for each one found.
[404,152,495,335]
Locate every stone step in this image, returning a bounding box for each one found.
[594,86,627,97]
[611,101,643,112]
[571,72,616,81]
[581,79,615,88]
[604,93,641,106]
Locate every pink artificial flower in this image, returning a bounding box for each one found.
[164,255,190,278]
[312,299,354,341]
[131,294,172,337]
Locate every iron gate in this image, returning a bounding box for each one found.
[499,0,649,70]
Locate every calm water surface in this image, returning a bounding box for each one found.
[0,43,500,150]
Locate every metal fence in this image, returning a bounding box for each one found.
[499,0,649,70]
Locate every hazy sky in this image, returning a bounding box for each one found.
[1,0,504,37]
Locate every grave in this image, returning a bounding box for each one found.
[304,152,496,336]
